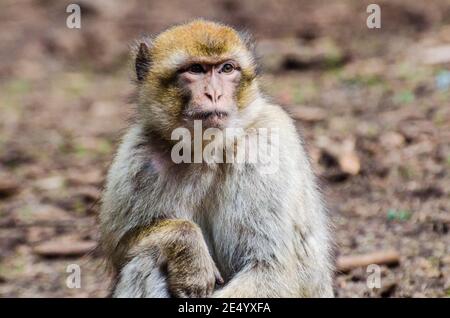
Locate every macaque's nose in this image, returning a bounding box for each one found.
[204,90,222,103]
[204,73,223,104]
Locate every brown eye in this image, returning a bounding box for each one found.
[221,63,234,73]
[188,64,204,74]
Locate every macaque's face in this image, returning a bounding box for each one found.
[178,60,241,128]
[137,20,259,136]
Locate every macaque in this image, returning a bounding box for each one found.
[99,20,334,298]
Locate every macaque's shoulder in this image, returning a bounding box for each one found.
[251,101,298,134]
[108,125,159,179]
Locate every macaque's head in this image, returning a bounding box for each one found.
[134,20,259,137]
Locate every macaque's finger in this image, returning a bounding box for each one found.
[205,282,215,297]
[213,264,224,285]
[206,280,215,296]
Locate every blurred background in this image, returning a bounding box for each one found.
[0,0,449,297]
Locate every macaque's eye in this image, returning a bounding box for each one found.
[221,63,235,73]
[188,64,204,74]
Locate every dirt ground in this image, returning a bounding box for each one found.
[0,0,449,298]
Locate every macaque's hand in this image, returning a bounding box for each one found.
[164,241,224,298]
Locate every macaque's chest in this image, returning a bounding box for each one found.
[189,167,254,278]
[161,164,261,278]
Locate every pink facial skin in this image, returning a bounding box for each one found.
[178,60,242,128]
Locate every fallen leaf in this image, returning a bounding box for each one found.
[338,151,360,175]
[380,131,405,148]
[33,239,96,257]
[0,178,20,198]
[422,45,450,65]
[337,250,400,272]
[35,176,65,191]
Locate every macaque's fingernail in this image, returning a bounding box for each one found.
[216,276,224,285]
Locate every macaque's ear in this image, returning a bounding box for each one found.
[135,42,151,82]
[238,29,260,75]
[239,30,256,53]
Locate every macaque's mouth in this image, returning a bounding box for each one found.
[182,110,229,121]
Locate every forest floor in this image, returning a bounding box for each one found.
[0,0,449,297]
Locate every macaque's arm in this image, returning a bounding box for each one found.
[114,219,223,298]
